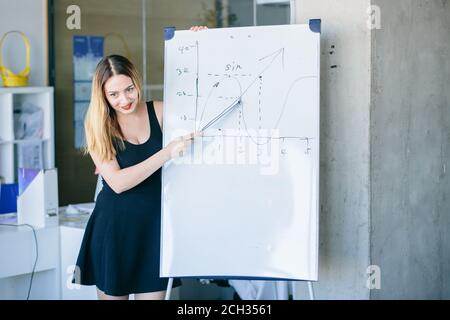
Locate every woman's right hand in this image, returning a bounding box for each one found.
[190,26,208,31]
[164,132,201,160]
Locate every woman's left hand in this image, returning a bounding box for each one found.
[190,26,208,32]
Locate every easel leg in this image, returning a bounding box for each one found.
[307,281,315,300]
[165,278,173,300]
[275,281,289,300]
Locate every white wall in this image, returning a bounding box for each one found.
[0,0,47,86]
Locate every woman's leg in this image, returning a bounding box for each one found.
[96,287,129,300]
[135,290,166,300]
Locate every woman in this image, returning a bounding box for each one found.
[75,26,207,300]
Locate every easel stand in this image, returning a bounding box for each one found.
[308,281,315,300]
[165,278,315,300]
[165,278,174,300]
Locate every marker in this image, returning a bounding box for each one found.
[199,99,241,132]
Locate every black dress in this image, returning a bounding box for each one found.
[74,101,181,296]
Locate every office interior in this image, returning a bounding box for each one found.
[1,0,449,300]
[0,0,295,300]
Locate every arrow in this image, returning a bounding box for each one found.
[258,48,284,69]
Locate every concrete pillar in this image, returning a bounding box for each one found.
[370,0,450,299]
[295,0,450,299]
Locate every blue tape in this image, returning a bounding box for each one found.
[309,19,321,33]
[164,26,176,40]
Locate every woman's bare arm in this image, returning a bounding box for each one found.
[91,132,194,194]
[91,148,171,194]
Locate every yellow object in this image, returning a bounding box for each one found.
[0,31,31,87]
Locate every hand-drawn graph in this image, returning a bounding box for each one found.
[161,24,320,281]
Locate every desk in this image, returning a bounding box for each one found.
[0,210,96,300]
[0,216,60,299]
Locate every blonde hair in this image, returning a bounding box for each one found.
[84,55,143,162]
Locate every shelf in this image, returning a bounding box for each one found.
[0,86,54,184]
[0,87,54,94]
[0,138,49,145]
